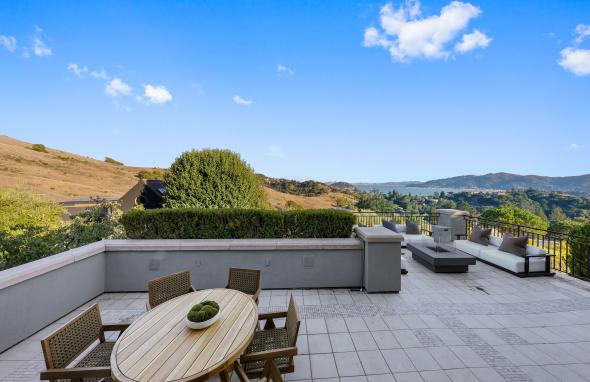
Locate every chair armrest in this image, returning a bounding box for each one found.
[258,311,288,320]
[240,346,297,363]
[102,323,131,332]
[40,366,111,380]
[253,287,261,303]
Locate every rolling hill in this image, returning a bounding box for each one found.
[0,135,354,209]
[406,172,590,195]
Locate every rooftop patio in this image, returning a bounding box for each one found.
[3,250,590,382]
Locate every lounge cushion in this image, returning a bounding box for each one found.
[469,226,492,246]
[499,235,528,257]
[406,220,421,234]
[480,247,547,273]
[382,220,397,232]
[454,240,485,258]
[395,224,407,233]
[527,245,547,256]
[489,236,502,247]
[402,234,434,245]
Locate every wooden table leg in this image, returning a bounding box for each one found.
[219,367,232,382]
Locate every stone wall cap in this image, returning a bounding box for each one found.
[435,209,469,216]
[355,227,403,242]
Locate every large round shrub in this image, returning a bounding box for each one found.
[164,149,267,208]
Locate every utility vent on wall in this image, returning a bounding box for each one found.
[149,259,160,271]
[303,255,315,269]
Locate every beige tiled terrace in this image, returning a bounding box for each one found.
[3,250,590,382]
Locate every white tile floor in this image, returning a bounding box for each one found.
[3,250,590,381]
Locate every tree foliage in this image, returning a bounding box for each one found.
[480,205,548,229]
[164,149,268,209]
[0,195,124,270]
[0,188,65,234]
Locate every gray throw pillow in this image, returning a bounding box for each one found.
[499,234,528,257]
[406,220,420,234]
[382,220,396,232]
[469,226,492,246]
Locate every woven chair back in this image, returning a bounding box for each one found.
[227,268,260,295]
[41,304,103,369]
[148,269,193,308]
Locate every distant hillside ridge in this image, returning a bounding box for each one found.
[407,172,590,196]
[0,134,355,210]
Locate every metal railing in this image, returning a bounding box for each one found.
[465,216,590,281]
[352,212,438,236]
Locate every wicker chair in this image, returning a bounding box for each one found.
[226,267,261,304]
[147,269,195,310]
[239,294,300,382]
[40,304,129,382]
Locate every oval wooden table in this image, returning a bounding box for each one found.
[111,289,258,382]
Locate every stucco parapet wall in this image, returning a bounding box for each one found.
[355,227,404,243]
[0,238,363,290]
[104,238,363,251]
[0,240,106,289]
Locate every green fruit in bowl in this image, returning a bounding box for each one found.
[187,301,220,323]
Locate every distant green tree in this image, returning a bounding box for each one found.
[164,149,268,209]
[136,168,166,180]
[31,143,48,153]
[480,205,548,229]
[549,207,568,222]
[355,190,397,212]
[285,200,304,210]
[0,188,65,234]
[569,223,590,279]
[104,157,123,165]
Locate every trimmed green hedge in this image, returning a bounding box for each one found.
[121,208,355,239]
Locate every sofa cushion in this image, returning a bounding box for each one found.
[499,235,528,257]
[406,220,421,234]
[480,247,546,273]
[469,226,492,246]
[489,236,502,247]
[395,224,407,233]
[526,245,547,256]
[454,240,485,258]
[382,220,396,232]
[403,234,433,245]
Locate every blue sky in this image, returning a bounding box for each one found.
[0,0,589,182]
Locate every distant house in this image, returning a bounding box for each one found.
[119,179,165,212]
[61,197,119,216]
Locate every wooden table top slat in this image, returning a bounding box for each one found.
[119,289,215,352]
[111,289,258,382]
[121,290,234,377]
[152,293,243,381]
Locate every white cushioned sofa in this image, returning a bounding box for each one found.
[382,223,434,248]
[454,236,553,277]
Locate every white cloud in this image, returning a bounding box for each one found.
[105,78,132,97]
[455,29,492,53]
[559,48,590,76]
[233,95,253,105]
[143,84,173,104]
[277,64,295,75]
[568,143,582,150]
[559,24,590,76]
[363,0,489,62]
[67,63,88,77]
[267,145,285,158]
[90,69,110,80]
[574,24,590,45]
[0,35,17,52]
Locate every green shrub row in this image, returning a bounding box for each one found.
[121,208,355,239]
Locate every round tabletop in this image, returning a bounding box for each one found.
[111,289,258,382]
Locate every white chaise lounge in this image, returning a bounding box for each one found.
[454,236,554,277]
